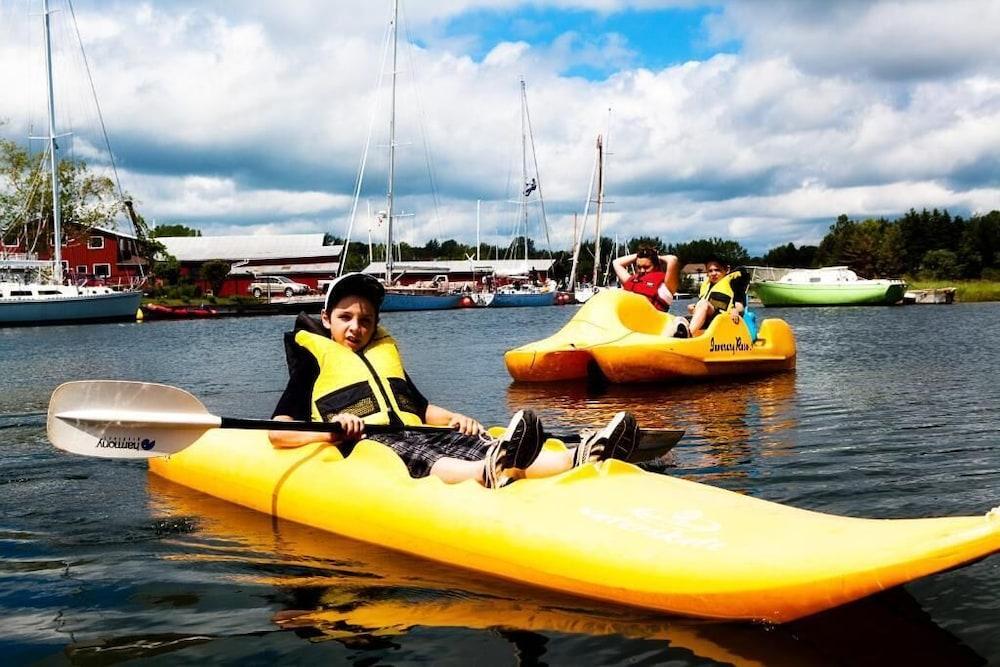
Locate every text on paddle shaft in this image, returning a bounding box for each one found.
[95,436,156,451]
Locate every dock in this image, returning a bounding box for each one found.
[902,288,956,305]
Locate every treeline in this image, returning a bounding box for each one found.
[157,210,1000,286]
[339,209,1000,282]
[810,209,1000,279]
[598,210,1000,281]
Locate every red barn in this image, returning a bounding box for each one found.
[61,226,148,288]
[1,226,147,287]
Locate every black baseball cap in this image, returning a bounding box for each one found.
[324,272,386,312]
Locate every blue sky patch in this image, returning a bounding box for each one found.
[442,4,737,78]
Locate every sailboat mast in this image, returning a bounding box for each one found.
[366,200,374,264]
[592,134,605,287]
[520,79,529,267]
[42,0,63,283]
[384,0,399,285]
[569,142,598,291]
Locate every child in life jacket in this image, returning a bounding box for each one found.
[612,246,680,312]
[686,257,750,337]
[269,273,640,488]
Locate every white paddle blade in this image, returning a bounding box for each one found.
[47,381,221,459]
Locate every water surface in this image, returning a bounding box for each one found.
[1,302,998,664]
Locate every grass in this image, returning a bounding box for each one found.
[905,279,1000,302]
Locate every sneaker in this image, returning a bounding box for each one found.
[572,412,640,467]
[672,319,690,338]
[482,410,544,488]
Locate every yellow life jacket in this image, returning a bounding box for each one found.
[294,327,424,427]
[698,269,746,312]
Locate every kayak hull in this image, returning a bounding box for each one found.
[505,289,796,382]
[149,429,1000,623]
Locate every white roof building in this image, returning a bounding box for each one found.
[362,259,555,278]
[157,234,343,275]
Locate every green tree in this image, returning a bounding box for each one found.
[150,223,201,237]
[666,238,750,267]
[504,235,538,259]
[896,208,960,274]
[626,236,666,253]
[199,259,231,295]
[439,239,463,259]
[422,239,441,257]
[815,214,855,266]
[875,223,905,278]
[152,254,181,285]
[1,138,122,251]
[957,211,1000,277]
[920,249,960,280]
[762,243,818,268]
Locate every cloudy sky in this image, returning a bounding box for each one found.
[2,0,999,255]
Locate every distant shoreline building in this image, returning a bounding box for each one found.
[682,263,708,289]
[1,225,147,288]
[361,259,555,289]
[156,234,342,296]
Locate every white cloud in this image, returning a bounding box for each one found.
[2,0,998,258]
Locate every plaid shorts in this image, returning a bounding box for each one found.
[367,430,492,479]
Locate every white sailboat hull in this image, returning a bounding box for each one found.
[0,289,141,326]
[574,286,609,304]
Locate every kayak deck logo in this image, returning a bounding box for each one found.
[95,435,156,451]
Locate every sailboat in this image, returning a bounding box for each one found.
[338,0,460,312]
[1,0,142,326]
[489,80,557,309]
[753,266,907,306]
[571,132,612,305]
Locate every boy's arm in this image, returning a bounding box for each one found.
[425,403,485,437]
[268,413,365,448]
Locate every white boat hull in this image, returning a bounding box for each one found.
[0,290,142,326]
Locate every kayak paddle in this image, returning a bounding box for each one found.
[47,380,683,463]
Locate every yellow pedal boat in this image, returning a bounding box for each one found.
[149,429,1000,623]
[505,289,796,382]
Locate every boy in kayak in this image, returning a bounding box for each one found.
[612,246,680,312]
[269,272,640,488]
[686,257,751,337]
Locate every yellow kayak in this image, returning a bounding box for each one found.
[149,429,1000,623]
[151,476,976,664]
[505,289,796,382]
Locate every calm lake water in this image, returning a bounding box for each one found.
[2,301,999,665]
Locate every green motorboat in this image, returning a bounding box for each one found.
[753,266,906,307]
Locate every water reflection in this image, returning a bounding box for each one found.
[102,475,984,666]
[507,372,799,486]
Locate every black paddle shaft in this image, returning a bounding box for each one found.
[218,417,683,462]
[219,416,587,443]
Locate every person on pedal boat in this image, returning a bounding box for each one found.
[612,246,680,312]
[269,272,640,488]
[685,257,750,337]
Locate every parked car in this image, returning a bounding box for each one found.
[248,275,311,298]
